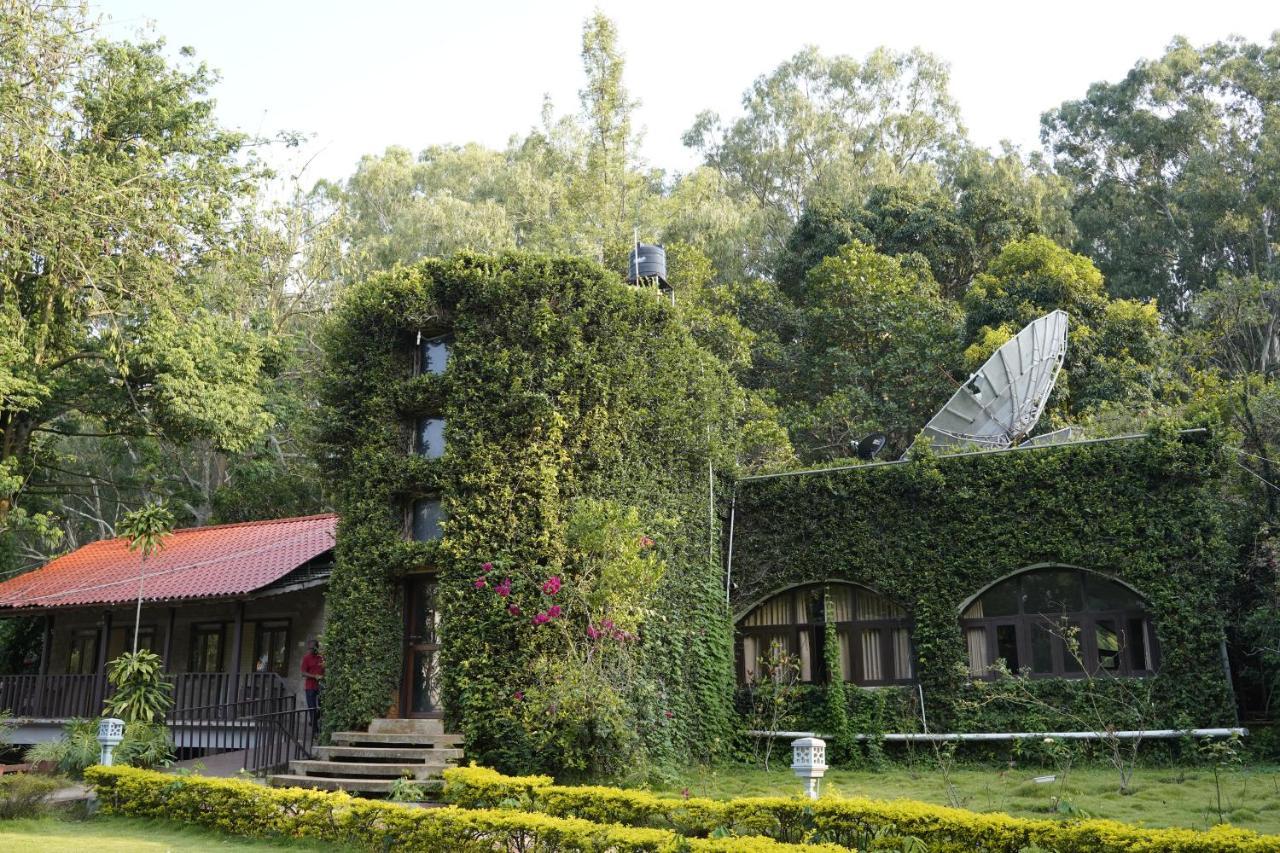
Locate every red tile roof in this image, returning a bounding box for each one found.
[0,514,338,612]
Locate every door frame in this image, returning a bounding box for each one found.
[400,574,442,719]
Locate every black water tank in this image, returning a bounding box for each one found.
[627,243,667,286]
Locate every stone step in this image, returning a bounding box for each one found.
[368,717,444,736]
[289,760,446,779]
[269,774,443,795]
[312,745,463,762]
[331,730,463,747]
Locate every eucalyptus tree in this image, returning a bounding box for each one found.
[1043,34,1280,313]
[684,46,967,250]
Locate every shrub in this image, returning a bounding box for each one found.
[84,765,842,852]
[0,773,60,819]
[25,718,173,777]
[442,765,1280,853]
[104,650,174,723]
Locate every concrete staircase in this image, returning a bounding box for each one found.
[268,718,463,795]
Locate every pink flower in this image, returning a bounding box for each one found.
[547,605,562,619]
[473,578,487,589]
[532,612,550,625]
[541,576,561,596]
[600,619,614,631]
[480,562,493,573]
[507,604,521,617]
[494,578,512,598]
[586,625,601,640]
[513,690,524,702]
[639,535,655,549]
[664,710,674,719]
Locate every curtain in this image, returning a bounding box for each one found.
[965,627,988,676]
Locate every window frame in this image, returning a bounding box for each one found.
[736,582,915,688]
[414,335,451,377]
[251,619,291,677]
[67,629,100,675]
[188,622,226,673]
[961,568,1158,679]
[405,497,445,542]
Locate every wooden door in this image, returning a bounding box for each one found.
[401,576,441,718]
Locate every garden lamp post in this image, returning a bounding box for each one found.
[791,736,827,799]
[98,718,125,766]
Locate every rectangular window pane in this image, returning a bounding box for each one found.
[1030,623,1053,673]
[411,499,445,541]
[995,624,1020,672]
[861,629,883,682]
[1096,620,1121,671]
[892,628,912,680]
[415,418,445,459]
[1127,618,1149,671]
[419,338,449,376]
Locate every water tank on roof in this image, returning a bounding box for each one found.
[627,243,668,289]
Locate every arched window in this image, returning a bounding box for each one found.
[961,567,1157,678]
[737,583,913,687]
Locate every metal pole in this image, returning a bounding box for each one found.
[724,491,737,602]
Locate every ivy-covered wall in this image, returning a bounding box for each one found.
[316,253,741,773]
[728,424,1234,731]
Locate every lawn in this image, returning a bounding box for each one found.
[656,762,1280,835]
[0,815,346,852]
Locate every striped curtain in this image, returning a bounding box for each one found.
[965,627,988,676]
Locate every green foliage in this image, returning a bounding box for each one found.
[25,718,173,777]
[443,765,1280,852]
[317,252,759,775]
[963,235,1168,425]
[118,503,175,561]
[730,425,1233,731]
[0,773,60,820]
[0,2,273,540]
[1043,34,1280,310]
[104,650,174,724]
[784,240,964,459]
[86,765,842,852]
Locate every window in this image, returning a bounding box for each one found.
[252,620,290,676]
[67,630,99,675]
[189,623,225,673]
[961,567,1156,678]
[414,418,446,459]
[416,336,450,376]
[107,626,157,660]
[737,583,914,686]
[409,499,445,542]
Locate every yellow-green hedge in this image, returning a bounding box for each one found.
[442,765,1280,852]
[83,765,843,853]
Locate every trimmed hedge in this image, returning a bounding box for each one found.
[442,765,1280,852]
[83,765,842,853]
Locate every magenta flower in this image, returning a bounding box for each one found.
[494,578,512,598]
[480,561,493,573]
[541,576,561,596]
[507,604,521,617]
[514,690,524,702]
[547,605,562,619]
[532,612,550,625]
[664,710,674,719]
[473,577,487,590]
[587,625,600,640]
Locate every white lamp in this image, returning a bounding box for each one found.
[791,736,827,799]
[97,718,125,766]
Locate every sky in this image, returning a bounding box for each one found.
[93,1,1279,187]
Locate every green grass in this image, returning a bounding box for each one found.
[0,815,347,852]
[655,763,1280,835]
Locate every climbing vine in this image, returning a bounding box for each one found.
[316,253,745,776]
[729,423,1234,733]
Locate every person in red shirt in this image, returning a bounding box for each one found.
[301,640,324,734]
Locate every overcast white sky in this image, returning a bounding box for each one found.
[94,1,1279,186]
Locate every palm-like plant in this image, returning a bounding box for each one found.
[118,501,175,654]
[104,649,173,723]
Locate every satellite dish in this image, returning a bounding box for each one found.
[907,310,1068,458]
[854,432,888,460]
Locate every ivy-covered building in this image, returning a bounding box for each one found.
[315,251,1234,773]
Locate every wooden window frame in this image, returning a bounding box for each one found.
[251,619,291,677]
[405,497,445,543]
[736,583,915,688]
[188,623,226,673]
[67,629,99,675]
[961,569,1159,679]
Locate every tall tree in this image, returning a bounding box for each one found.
[685,46,966,250]
[1043,34,1280,312]
[0,2,274,544]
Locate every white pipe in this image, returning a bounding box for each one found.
[748,728,1248,742]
